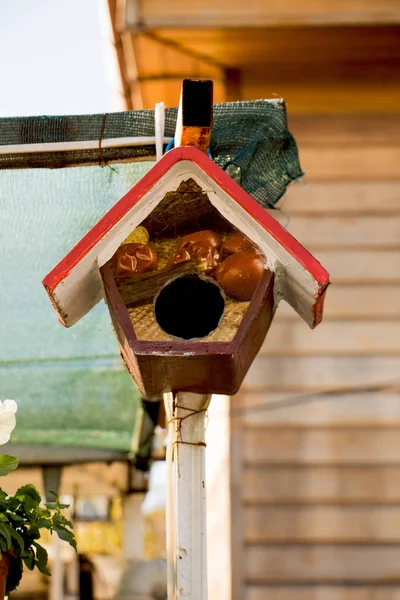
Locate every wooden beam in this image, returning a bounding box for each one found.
[245,504,400,543]
[121,31,144,108]
[246,544,400,583]
[124,0,400,28]
[243,356,400,392]
[247,587,400,600]
[232,392,400,428]
[151,25,400,69]
[225,68,242,102]
[281,214,400,248]
[129,33,225,107]
[242,464,400,504]
[281,182,400,216]
[107,0,133,109]
[243,428,400,465]
[261,321,400,356]
[243,76,400,114]
[289,115,400,148]
[277,285,400,321]
[306,250,400,284]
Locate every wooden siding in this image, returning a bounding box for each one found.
[125,2,400,28]
[231,110,400,598]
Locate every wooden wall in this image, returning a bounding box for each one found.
[230,112,400,600]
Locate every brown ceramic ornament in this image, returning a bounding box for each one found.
[181,230,221,249]
[168,230,221,273]
[114,243,158,277]
[220,232,255,258]
[215,249,265,301]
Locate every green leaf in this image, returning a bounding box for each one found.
[0,523,12,549]
[54,527,77,550]
[8,513,23,523]
[53,513,73,529]
[22,549,35,571]
[36,518,51,530]
[15,484,41,503]
[28,525,40,540]
[0,455,18,477]
[15,484,41,510]
[9,528,24,552]
[33,543,49,575]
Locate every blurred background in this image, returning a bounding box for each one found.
[1,0,400,599]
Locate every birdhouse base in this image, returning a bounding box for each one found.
[101,262,275,397]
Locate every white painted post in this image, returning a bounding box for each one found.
[122,492,146,562]
[49,534,64,600]
[164,392,212,600]
[205,395,231,600]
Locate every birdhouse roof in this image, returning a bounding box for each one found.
[43,146,329,329]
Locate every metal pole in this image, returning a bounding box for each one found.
[164,392,211,600]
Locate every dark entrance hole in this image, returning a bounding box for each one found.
[154,275,225,340]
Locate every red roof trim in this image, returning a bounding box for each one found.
[43,146,329,292]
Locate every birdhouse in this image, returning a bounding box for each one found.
[43,144,329,397]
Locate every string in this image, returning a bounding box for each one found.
[168,405,208,477]
[98,114,118,174]
[98,113,107,167]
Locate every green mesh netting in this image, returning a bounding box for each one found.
[0,100,303,209]
[0,163,151,456]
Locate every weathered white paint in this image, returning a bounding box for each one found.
[49,534,63,600]
[164,392,211,600]
[0,136,171,155]
[205,395,232,600]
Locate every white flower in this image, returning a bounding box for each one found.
[0,400,17,445]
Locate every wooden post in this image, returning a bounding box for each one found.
[162,81,214,600]
[174,79,213,153]
[49,534,64,600]
[122,492,146,562]
[164,392,212,600]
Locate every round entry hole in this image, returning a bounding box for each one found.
[154,275,225,340]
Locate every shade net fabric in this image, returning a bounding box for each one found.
[0,100,303,209]
[0,101,302,460]
[0,164,151,458]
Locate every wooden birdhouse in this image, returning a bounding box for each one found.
[43,143,329,398]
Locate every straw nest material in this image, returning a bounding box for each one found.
[118,233,250,343]
[128,296,249,343]
[141,178,232,237]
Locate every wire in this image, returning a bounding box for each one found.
[165,138,175,153]
[230,378,400,417]
[164,138,212,158]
